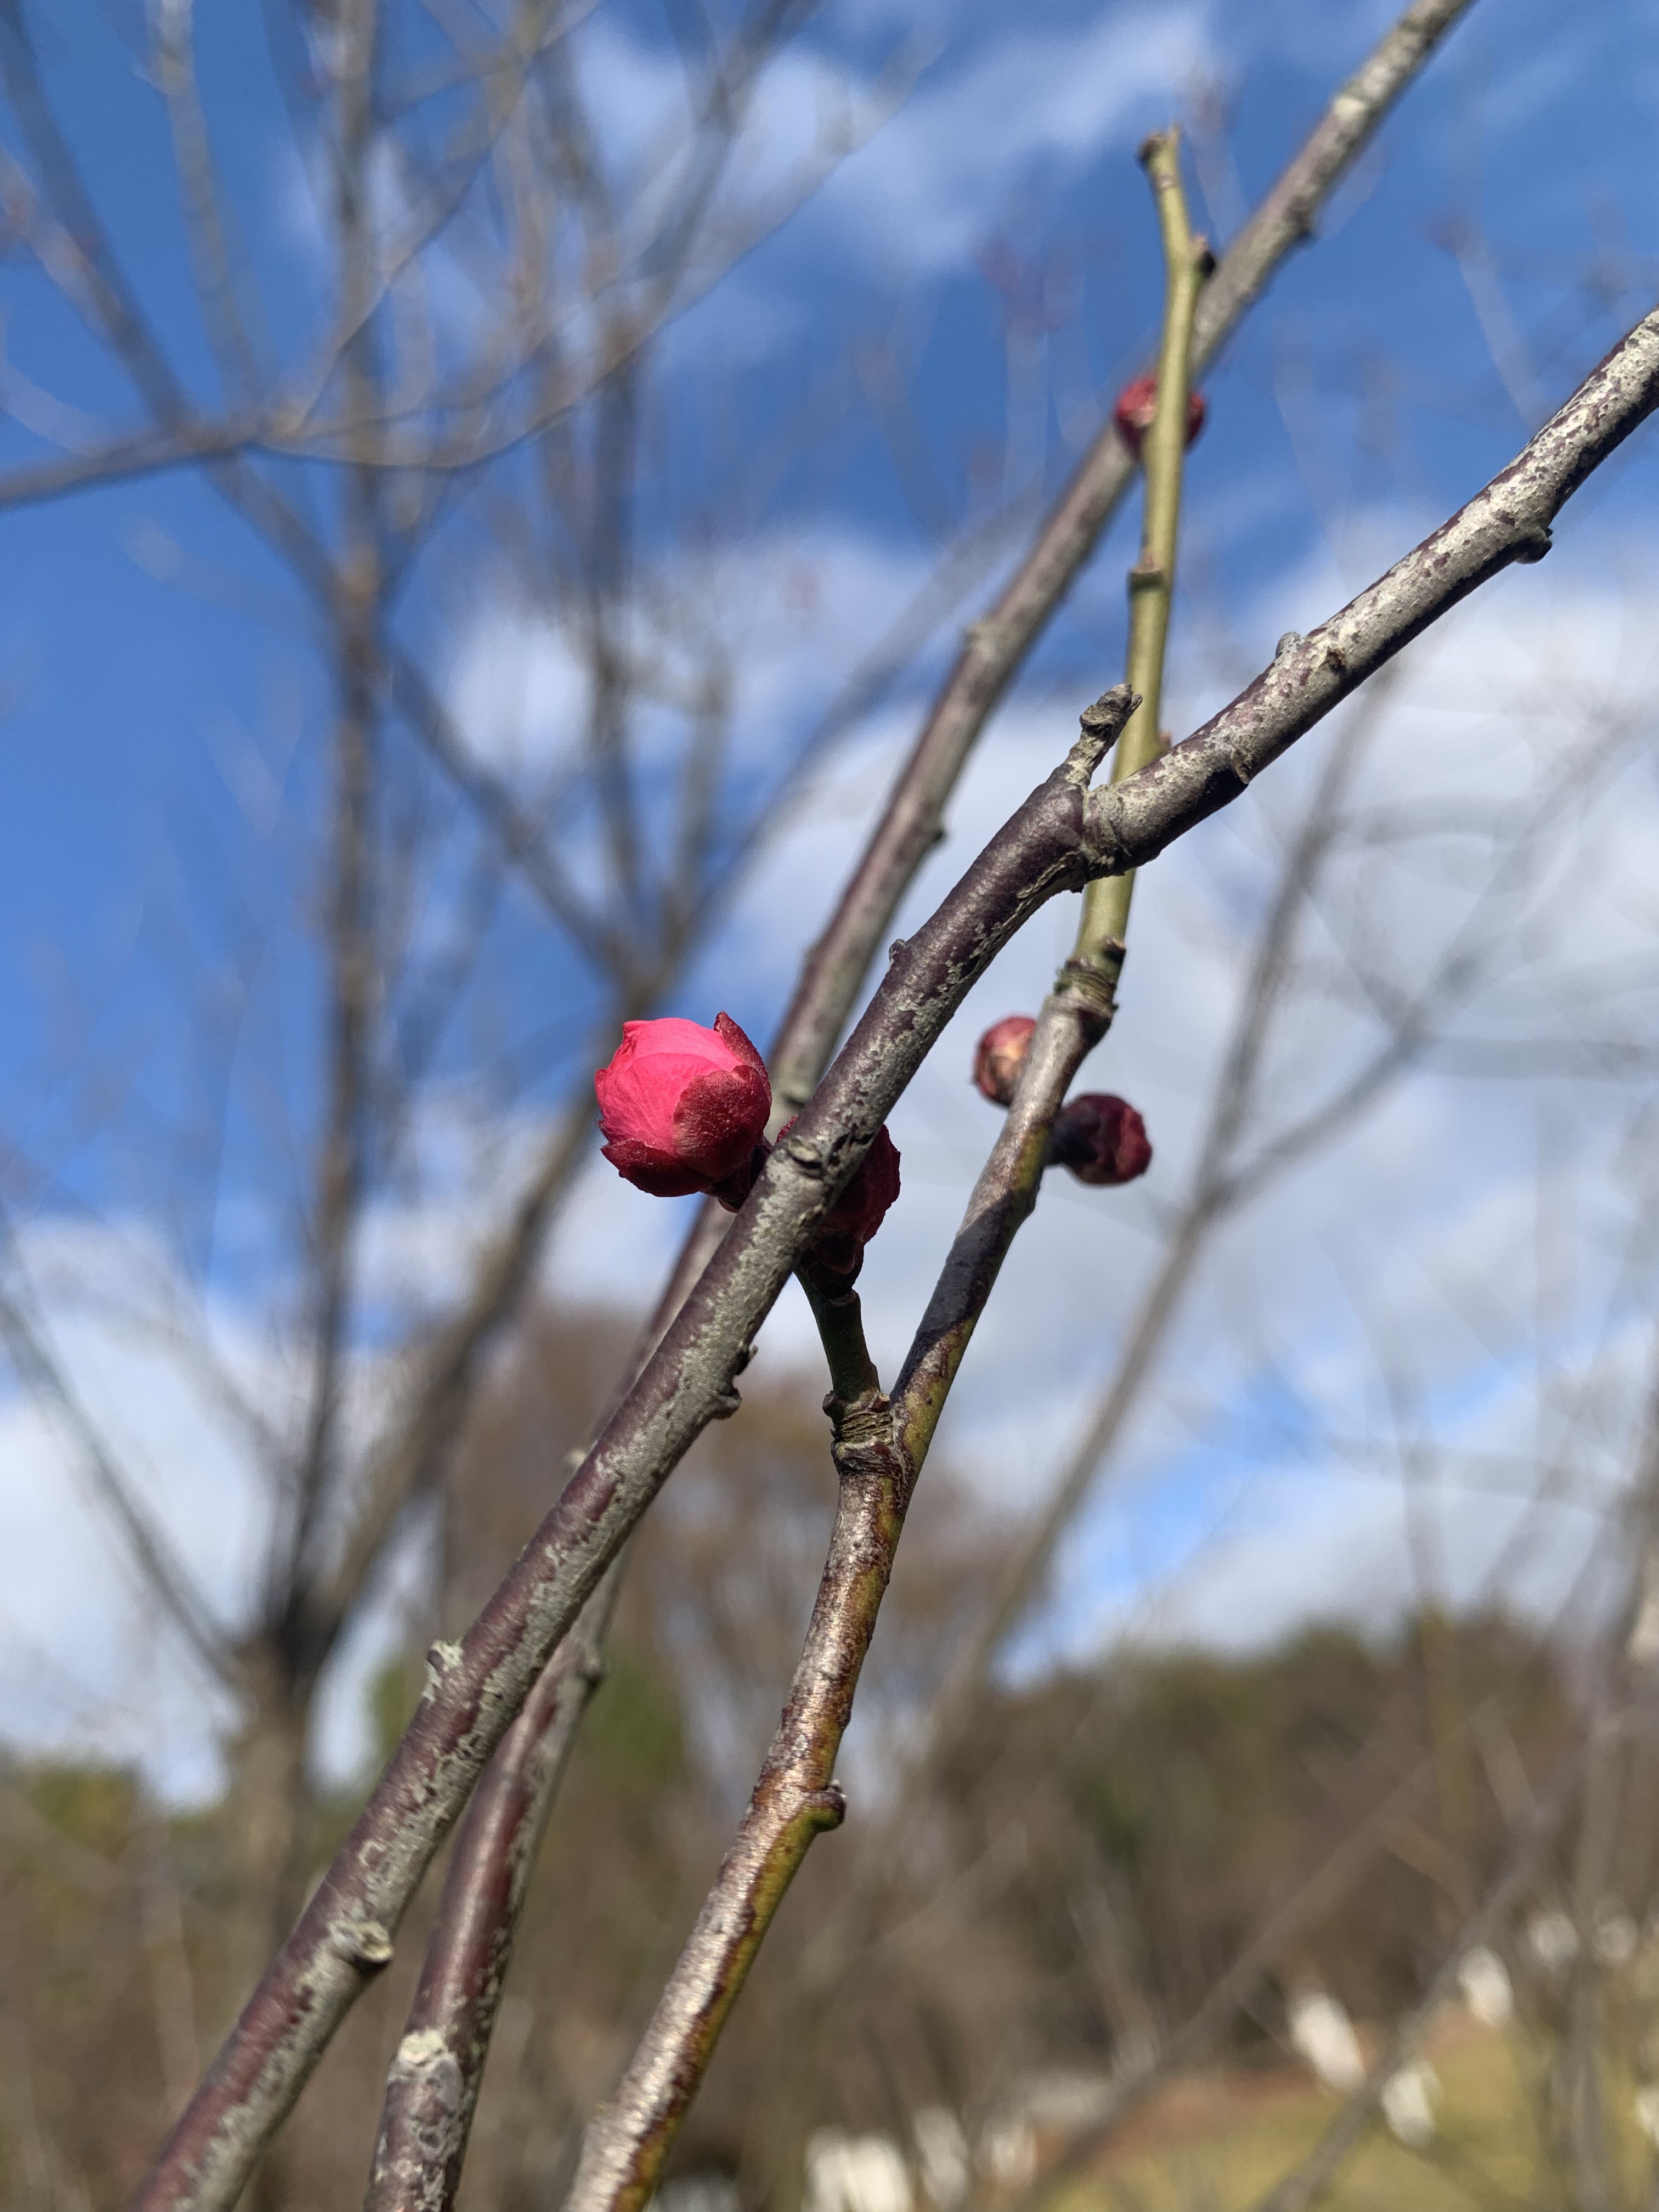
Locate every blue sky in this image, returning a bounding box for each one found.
[4,0,1659,1793]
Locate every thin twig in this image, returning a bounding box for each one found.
[562,148,1215,2188]
[363,1559,623,2212]
[359,1160,746,2212]
[1246,1369,1659,2212]
[1068,127,1208,1025]
[765,0,1481,1121]
[0,1261,238,1692]
[799,678,1389,2004]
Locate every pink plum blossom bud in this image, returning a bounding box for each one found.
[1112,373,1206,458]
[782,1119,902,1278]
[1049,1093,1152,1187]
[973,1014,1037,1106]
[595,1012,771,1206]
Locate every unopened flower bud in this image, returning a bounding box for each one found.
[973,1015,1036,1107]
[1112,373,1206,458]
[596,1012,771,1207]
[1049,1093,1152,1186]
[783,1119,902,1279]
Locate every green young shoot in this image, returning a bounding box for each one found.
[1069,128,1211,1020]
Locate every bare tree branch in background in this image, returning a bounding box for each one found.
[1244,1364,1659,2212]
[0,1237,238,1693]
[12,7,1659,2211]
[0,0,900,2062]
[117,295,1659,2212]
[314,24,1503,2202]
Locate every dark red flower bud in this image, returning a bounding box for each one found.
[596,1012,771,1206]
[1049,1093,1152,1186]
[1112,373,1206,458]
[782,1119,902,1278]
[973,1014,1036,1107]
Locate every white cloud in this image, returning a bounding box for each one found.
[9,512,1659,1797]
[785,7,1216,277]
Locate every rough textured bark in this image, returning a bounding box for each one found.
[363,1569,622,2212]
[564,831,1136,2212]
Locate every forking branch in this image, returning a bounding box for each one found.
[0,35,1500,2207]
[343,24,1513,2190]
[126,285,1659,2211]
[566,132,1212,2203]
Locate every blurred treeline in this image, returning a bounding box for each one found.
[0,1308,1593,2210]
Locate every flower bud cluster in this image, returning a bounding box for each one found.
[780,1119,901,1279]
[970,1014,1152,1189]
[595,1014,901,1277]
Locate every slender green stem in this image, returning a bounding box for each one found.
[797,1264,885,1415]
[1072,128,1211,1017]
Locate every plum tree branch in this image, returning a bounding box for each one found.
[564,142,1218,2184]
[362,1560,624,2212]
[766,0,1480,1122]
[564,762,1151,2210]
[128,297,1659,2212]
[1069,127,1207,1025]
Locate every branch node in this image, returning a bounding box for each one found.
[1276,631,1304,658]
[827,1385,894,1457]
[1514,526,1554,563]
[1137,127,1176,172]
[390,2028,460,2097]
[423,1641,463,1699]
[804,1781,847,1831]
[1054,952,1124,1034]
[329,1915,394,1971]
[1065,685,1137,787]
[781,1131,826,1173]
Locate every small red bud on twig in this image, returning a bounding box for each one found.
[782,1119,901,1280]
[1049,1093,1152,1186]
[595,1013,772,1208]
[1112,373,1206,458]
[973,1015,1036,1106]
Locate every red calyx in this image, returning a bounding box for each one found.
[1049,1093,1152,1186]
[1112,373,1206,458]
[973,1014,1037,1107]
[783,1119,902,1279]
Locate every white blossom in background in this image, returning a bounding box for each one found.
[1006,2072,1113,2128]
[1380,2062,1440,2149]
[804,2132,913,2212]
[1109,2027,1159,2087]
[657,2177,742,2212]
[1457,1946,1515,2029]
[1634,2087,1659,2151]
[1594,1900,1639,1968]
[977,2117,1036,2192]
[1526,1909,1581,1974]
[911,2109,970,2212]
[1288,1990,1365,2094]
